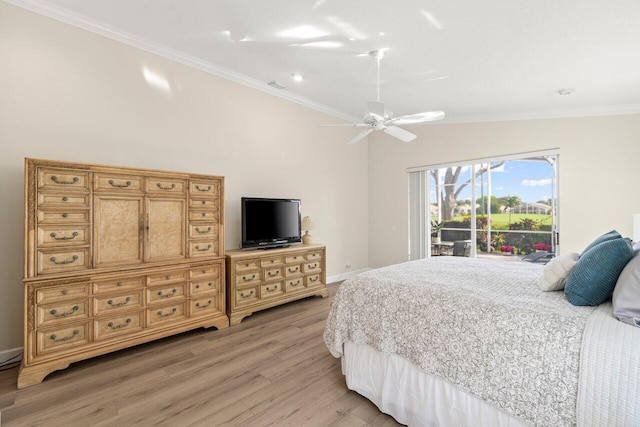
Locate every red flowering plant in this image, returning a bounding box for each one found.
[499,245,514,253]
[533,243,551,251]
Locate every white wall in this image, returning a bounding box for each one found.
[0,3,369,351]
[368,115,640,267]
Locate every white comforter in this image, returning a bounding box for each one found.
[324,257,640,426]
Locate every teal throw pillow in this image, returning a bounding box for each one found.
[565,238,634,306]
[581,230,621,254]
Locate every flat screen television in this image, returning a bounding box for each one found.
[241,197,302,249]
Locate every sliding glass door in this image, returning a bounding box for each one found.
[409,151,558,260]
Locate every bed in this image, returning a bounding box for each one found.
[324,256,640,427]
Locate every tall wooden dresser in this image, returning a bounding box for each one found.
[19,158,228,388]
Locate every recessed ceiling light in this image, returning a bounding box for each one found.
[292,73,304,82]
[556,88,574,96]
[276,25,328,39]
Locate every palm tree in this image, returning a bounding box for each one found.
[503,196,521,227]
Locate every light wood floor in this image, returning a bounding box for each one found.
[0,282,401,426]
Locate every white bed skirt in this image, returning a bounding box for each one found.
[341,341,528,427]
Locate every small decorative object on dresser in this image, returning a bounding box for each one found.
[301,216,315,244]
[20,158,229,388]
[226,244,327,325]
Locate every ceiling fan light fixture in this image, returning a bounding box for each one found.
[368,49,386,60]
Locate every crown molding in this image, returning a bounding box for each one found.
[2,0,360,124]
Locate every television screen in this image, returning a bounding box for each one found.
[242,197,301,249]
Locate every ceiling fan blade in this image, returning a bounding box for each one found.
[384,125,417,142]
[367,101,386,119]
[390,110,445,125]
[348,129,374,145]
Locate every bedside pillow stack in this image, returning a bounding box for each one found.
[612,244,640,327]
[564,231,634,306]
[538,252,579,291]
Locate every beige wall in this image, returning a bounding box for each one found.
[368,115,640,267]
[0,3,369,351]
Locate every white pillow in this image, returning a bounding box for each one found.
[538,252,580,291]
[612,252,640,327]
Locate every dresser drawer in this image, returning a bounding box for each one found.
[93,276,144,295]
[94,173,143,192]
[191,277,220,295]
[261,257,284,268]
[285,254,305,264]
[146,178,186,195]
[305,273,322,288]
[37,299,89,327]
[302,261,322,273]
[37,322,90,356]
[285,277,304,292]
[147,302,187,326]
[189,264,220,280]
[94,311,144,341]
[189,198,219,209]
[235,271,259,286]
[37,209,91,225]
[37,224,90,248]
[188,222,218,239]
[147,283,186,305]
[235,285,258,307]
[263,267,283,281]
[37,192,90,208]
[189,240,219,258]
[261,281,284,299]
[189,180,220,197]
[37,168,90,192]
[235,259,259,273]
[94,291,143,316]
[36,283,90,304]
[285,264,302,277]
[190,296,221,317]
[306,251,322,261]
[147,270,187,286]
[37,248,90,275]
[189,209,219,222]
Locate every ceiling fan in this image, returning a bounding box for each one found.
[321,50,445,145]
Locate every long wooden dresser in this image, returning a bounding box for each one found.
[19,158,229,388]
[226,244,327,325]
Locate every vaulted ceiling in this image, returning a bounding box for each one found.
[9,0,640,123]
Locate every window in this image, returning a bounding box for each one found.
[409,151,558,260]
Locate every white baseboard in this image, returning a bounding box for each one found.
[0,347,23,366]
[327,268,370,284]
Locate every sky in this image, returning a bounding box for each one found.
[430,159,555,204]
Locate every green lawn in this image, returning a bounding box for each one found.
[453,213,552,228]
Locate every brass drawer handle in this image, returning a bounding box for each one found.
[157,289,177,298]
[157,307,177,318]
[288,267,299,273]
[267,271,279,277]
[240,290,254,298]
[243,274,256,282]
[108,318,132,330]
[62,196,69,202]
[50,231,79,241]
[196,300,213,309]
[195,282,213,290]
[61,289,69,295]
[201,200,207,205]
[51,176,79,185]
[195,227,212,234]
[108,296,131,307]
[108,179,132,188]
[50,330,79,342]
[50,306,79,318]
[195,185,212,192]
[61,213,69,218]
[165,275,171,280]
[201,212,208,217]
[156,183,176,191]
[195,244,212,252]
[309,263,318,269]
[266,285,278,293]
[50,255,79,265]
[116,281,124,287]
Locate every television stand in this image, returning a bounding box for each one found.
[226,244,327,325]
